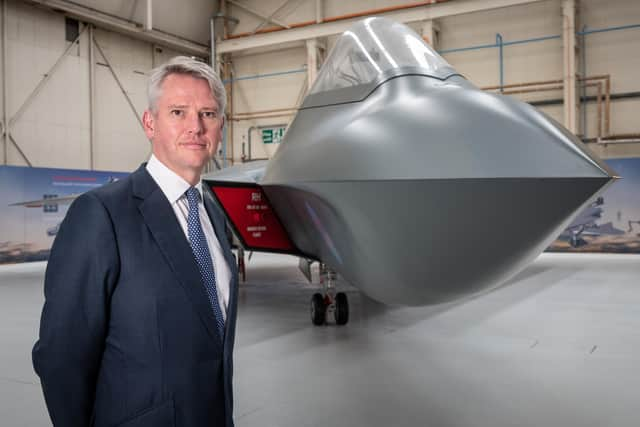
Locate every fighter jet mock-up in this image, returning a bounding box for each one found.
[204,17,616,325]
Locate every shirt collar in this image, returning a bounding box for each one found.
[146,154,203,204]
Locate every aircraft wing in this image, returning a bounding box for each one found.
[9,194,79,207]
[203,159,269,184]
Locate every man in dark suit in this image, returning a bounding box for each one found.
[32,56,238,427]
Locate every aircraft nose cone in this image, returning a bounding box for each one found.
[263,75,616,305]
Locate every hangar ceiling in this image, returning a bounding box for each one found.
[20,0,217,53]
[65,0,217,44]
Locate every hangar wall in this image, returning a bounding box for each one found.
[0,0,638,171]
[0,0,186,171]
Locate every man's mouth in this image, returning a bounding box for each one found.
[181,141,207,148]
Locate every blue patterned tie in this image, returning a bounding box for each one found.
[185,187,225,339]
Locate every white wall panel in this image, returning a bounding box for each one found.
[229,45,306,161]
[232,46,306,112]
[581,0,640,142]
[6,1,88,167]
[7,2,67,117]
[92,27,151,172]
[11,55,91,169]
[439,1,562,85]
[443,49,500,87]
[93,61,149,172]
[153,45,187,68]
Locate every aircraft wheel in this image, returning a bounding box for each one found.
[311,293,326,326]
[334,292,349,325]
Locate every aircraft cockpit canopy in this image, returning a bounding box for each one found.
[303,17,459,108]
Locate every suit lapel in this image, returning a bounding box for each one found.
[132,165,222,344]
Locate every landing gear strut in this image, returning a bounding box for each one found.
[309,263,349,326]
[237,247,246,282]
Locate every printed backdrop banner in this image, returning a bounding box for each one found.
[1,158,639,265]
[547,157,640,253]
[0,165,129,264]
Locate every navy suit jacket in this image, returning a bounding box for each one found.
[33,164,238,427]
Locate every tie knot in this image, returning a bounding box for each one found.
[186,187,200,207]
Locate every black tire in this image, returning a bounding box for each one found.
[334,292,349,325]
[311,293,326,326]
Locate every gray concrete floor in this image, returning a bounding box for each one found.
[1,253,639,426]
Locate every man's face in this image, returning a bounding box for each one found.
[143,73,223,183]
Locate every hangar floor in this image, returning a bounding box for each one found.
[1,252,639,427]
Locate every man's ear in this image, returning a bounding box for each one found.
[142,110,155,140]
[217,114,225,140]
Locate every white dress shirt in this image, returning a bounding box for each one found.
[146,154,230,320]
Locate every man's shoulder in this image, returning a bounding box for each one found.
[55,167,152,239]
[88,172,133,203]
[72,166,147,212]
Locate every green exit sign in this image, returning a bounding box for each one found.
[261,127,286,144]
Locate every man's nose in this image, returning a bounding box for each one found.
[185,112,203,134]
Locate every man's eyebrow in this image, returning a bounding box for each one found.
[166,104,217,111]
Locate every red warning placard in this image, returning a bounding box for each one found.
[208,183,297,253]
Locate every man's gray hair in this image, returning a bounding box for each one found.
[147,56,226,115]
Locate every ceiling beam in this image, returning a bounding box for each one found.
[19,0,209,57]
[218,0,547,54]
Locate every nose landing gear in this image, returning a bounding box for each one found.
[310,263,349,326]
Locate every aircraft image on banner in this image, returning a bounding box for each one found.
[203,17,616,326]
[8,176,120,237]
[557,197,625,247]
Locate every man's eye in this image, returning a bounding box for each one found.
[170,110,184,116]
[201,111,218,119]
